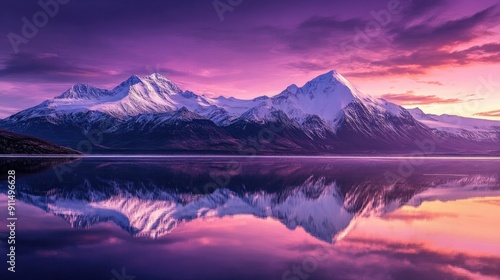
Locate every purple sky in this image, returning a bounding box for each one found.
[0,0,499,118]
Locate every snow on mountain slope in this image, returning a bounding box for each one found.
[88,74,182,117]
[56,83,114,99]
[7,73,262,125]
[240,71,406,127]
[272,71,359,122]
[6,71,406,128]
[195,96,263,125]
[408,108,500,141]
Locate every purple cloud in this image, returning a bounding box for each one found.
[0,53,115,82]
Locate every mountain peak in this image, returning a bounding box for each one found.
[300,70,348,93]
[285,84,299,93]
[145,72,168,81]
[407,107,425,115]
[55,83,111,99]
[121,73,172,86]
[126,75,143,84]
[142,73,182,93]
[170,107,204,122]
[300,70,369,100]
[309,70,344,84]
[113,73,182,95]
[322,70,337,76]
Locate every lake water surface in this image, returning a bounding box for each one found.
[1,157,499,280]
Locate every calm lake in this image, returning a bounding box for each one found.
[1,157,500,280]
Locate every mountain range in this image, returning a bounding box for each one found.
[0,71,498,154]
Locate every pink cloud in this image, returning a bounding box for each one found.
[474,109,500,117]
[381,91,462,105]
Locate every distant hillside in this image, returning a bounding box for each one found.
[0,129,79,154]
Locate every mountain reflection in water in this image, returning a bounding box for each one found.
[1,157,499,280]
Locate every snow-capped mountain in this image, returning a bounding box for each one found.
[56,83,114,100]
[408,108,500,142]
[0,71,498,154]
[244,71,403,125]
[3,71,379,126]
